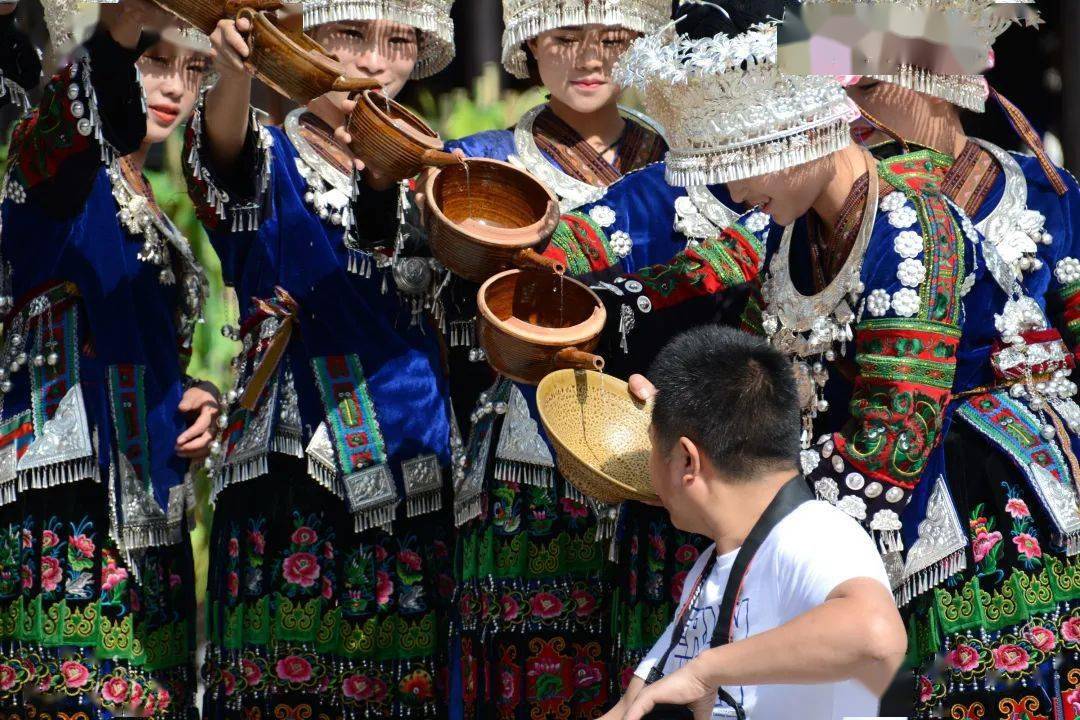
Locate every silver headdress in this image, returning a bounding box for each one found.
[301,0,456,78]
[161,24,213,54]
[501,0,671,79]
[615,22,856,186]
[794,0,1039,112]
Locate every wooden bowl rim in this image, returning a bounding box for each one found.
[537,369,659,502]
[477,269,607,346]
[147,0,219,34]
[246,10,347,80]
[355,89,443,150]
[424,158,559,247]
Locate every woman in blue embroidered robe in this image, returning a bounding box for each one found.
[186,6,456,719]
[439,6,676,714]
[840,71,1080,719]
[0,4,216,717]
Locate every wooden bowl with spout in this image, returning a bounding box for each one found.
[425,159,563,284]
[239,9,380,105]
[477,269,606,385]
[347,90,460,181]
[537,369,658,504]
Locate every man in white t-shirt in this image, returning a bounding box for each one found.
[601,327,906,720]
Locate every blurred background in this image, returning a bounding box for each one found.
[0,0,1073,613]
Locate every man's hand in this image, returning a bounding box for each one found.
[99,0,173,49]
[625,660,717,720]
[175,382,221,460]
[625,661,717,720]
[209,16,252,81]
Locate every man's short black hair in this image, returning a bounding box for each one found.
[649,326,801,481]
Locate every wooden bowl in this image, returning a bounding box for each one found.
[347,89,460,181]
[426,159,563,284]
[147,0,280,36]
[537,369,658,504]
[477,269,606,385]
[240,9,379,105]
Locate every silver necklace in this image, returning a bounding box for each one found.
[285,109,354,233]
[760,152,879,445]
[512,104,666,212]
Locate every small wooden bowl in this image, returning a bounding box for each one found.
[477,269,606,385]
[347,90,460,181]
[537,369,658,504]
[426,159,563,284]
[240,9,379,105]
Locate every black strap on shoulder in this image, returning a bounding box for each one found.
[712,474,814,648]
[643,474,813,720]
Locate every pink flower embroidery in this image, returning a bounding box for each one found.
[169,573,182,589]
[129,682,144,706]
[291,526,318,545]
[342,673,374,701]
[1013,533,1042,560]
[323,541,334,560]
[971,529,1002,563]
[40,556,62,593]
[574,662,602,688]
[241,659,262,688]
[1005,499,1030,518]
[70,534,94,558]
[227,572,239,598]
[529,591,564,620]
[1062,617,1080,643]
[374,545,388,562]
[228,537,239,557]
[0,664,17,691]
[375,570,393,605]
[221,669,236,696]
[101,561,129,592]
[60,661,90,689]
[559,497,588,518]
[41,530,59,550]
[1064,687,1080,713]
[20,529,31,549]
[157,689,171,711]
[282,552,320,588]
[992,644,1030,672]
[918,676,933,704]
[1026,625,1056,653]
[321,576,333,600]
[100,676,130,704]
[276,655,313,684]
[20,565,32,590]
[571,589,597,618]
[500,594,520,622]
[247,530,265,555]
[947,644,980,672]
[398,549,422,572]
[674,544,699,565]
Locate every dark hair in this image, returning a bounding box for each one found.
[649,326,801,481]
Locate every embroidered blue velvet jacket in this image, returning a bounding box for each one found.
[0,35,205,551]
[184,104,452,532]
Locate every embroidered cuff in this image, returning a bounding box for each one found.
[183,90,272,233]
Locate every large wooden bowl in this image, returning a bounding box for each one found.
[347,90,459,181]
[537,370,658,504]
[477,269,606,385]
[240,9,379,105]
[426,159,563,283]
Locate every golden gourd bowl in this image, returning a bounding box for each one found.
[536,369,659,504]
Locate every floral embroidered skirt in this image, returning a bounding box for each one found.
[0,480,197,719]
[610,504,710,692]
[909,421,1080,719]
[201,458,454,720]
[455,476,611,720]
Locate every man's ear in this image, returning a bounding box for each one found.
[679,436,701,487]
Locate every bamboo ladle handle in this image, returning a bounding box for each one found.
[554,348,604,372]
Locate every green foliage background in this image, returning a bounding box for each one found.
[127,65,546,603]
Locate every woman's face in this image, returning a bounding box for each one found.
[527,25,636,114]
[726,156,833,227]
[137,41,208,145]
[312,20,419,103]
